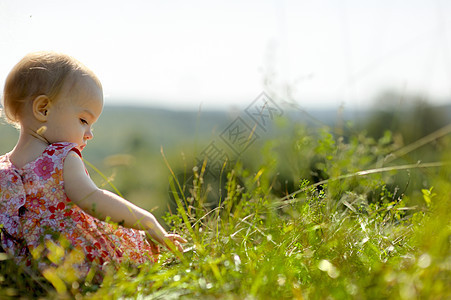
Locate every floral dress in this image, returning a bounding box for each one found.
[0,142,159,277]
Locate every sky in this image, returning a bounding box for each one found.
[0,0,450,111]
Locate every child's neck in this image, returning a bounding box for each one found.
[9,127,50,169]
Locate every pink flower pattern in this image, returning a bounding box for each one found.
[34,156,54,180]
[0,142,159,278]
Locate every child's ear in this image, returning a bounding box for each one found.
[32,95,51,122]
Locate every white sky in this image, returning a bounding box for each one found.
[1,0,450,110]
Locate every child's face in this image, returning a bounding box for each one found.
[42,76,103,151]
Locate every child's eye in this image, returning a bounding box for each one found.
[80,118,88,125]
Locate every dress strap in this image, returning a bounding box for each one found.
[41,142,81,167]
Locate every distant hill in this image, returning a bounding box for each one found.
[2,102,451,159]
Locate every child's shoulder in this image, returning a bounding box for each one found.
[0,152,9,164]
[0,151,13,172]
[0,155,10,185]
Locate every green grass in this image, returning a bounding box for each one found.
[1,125,450,299]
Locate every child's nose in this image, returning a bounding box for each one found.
[85,128,94,140]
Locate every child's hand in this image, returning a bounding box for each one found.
[162,234,187,253]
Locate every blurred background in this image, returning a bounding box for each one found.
[1,0,450,221]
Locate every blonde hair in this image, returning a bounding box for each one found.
[1,51,101,125]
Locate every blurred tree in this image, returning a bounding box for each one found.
[363,91,449,145]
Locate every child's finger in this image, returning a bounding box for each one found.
[168,239,184,252]
[174,241,184,252]
[163,236,185,251]
[165,239,184,255]
[166,234,188,244]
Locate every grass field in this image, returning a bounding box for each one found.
[1,105,450,299]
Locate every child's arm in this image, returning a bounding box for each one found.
[63,151,186,252]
